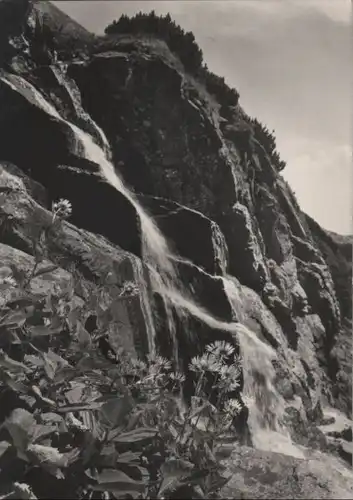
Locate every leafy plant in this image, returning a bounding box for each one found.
[0,199,242,499]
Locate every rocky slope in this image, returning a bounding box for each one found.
[0,0,351,493]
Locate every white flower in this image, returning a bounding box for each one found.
[119,281,139,298]
[147,354,172,371]
[169,371,186,384]
[52,198,72,220]
[233,354,243,367]
[217,364,241,391]
[206,341,235,359]
[223,399,242,417]
[189,353,222,373]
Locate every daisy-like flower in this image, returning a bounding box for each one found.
[233,353,243,367]
[147,354,172,371]
[223,399,242,417]
[219,364,241,381]
[130,358,147,373]
[169,371,186,384]
[217,364,241,391]
[52,198,72,221]
[119,281,140,298]
[189,353,222,373]
[206,340,235,359]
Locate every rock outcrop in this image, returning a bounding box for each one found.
[0,1,351,493]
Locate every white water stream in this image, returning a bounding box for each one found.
[1,72,305,457]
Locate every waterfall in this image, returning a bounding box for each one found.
[1,73,305,454]
[222,276,305,458]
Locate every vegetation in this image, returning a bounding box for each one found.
[104,11,239,107]
[248,117,286,172]
[0,199,242,499]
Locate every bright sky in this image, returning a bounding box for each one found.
[55,0,352,235]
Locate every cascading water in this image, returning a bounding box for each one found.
[1,73,305,455]
[222,276,305,458]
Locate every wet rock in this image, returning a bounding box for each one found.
[138,194,229,275]
[283,406,328,452]
[221,202,269,292]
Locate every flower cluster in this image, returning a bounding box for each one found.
[206,340,235,359]
[52,198,72,221]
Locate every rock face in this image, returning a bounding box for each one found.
[0,0,351,480]
[221,444,353,499]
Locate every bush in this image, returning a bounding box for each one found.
[105,11,203,73]
[248,117,286,172]
[0,198,242,499]
[104,12,239,108]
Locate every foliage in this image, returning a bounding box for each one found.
[248,117,286,172]
[104,11,239,107]
[0,199,242,499]
[105,11,203,72]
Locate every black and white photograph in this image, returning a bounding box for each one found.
[0,0,351,498]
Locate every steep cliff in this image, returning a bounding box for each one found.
[0,0,351,493]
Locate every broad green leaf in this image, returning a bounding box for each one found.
[66,307,81,330]
[0,309,27,328]
[0,350,30,374]
[28,326,55,337]
[112,427,157,444]
[92,470,146,494]
[24,355,44,368]
[4,409,35,452]
[161,458,194,476]
[0,441,10,459]
[116,451,141,463]
[100,396,133,428]
[93,486,142,499]
[42,352,57,380]
[53,365,76,384]
[158,477,183,497]
[40,413,63,424]
[65,383,85,404]
[76,321,91,349]
[97,469,139,484]
[0,370,29,394]
[158,458,195,496]
[57,401,104,413]
[31,424,57,443]
[188,402,214,421]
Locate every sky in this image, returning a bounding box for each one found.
[55,0,352,235]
